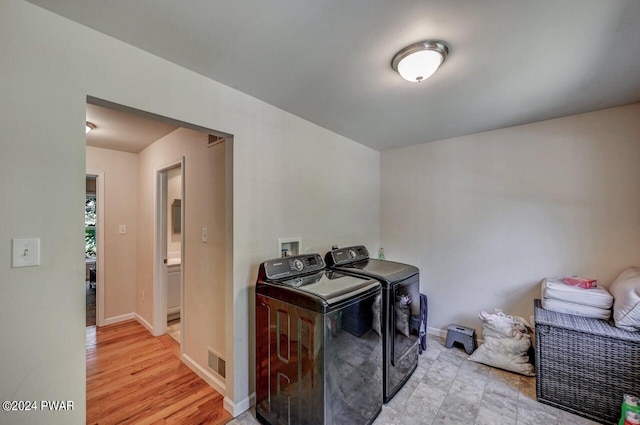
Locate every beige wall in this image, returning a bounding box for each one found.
[381,103,640,335]
[137,128,226,370]
[86,147,138,321]
[0,1,380,421]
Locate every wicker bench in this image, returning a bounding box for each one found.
[534,299,640,424]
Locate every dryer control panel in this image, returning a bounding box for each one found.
[326,245,369,266]
[262,253,325,280]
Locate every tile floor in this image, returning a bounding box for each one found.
[228,335,601,425]
[167,318,181,343]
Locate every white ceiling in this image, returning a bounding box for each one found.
[30,0,640,151]
[86,103,178,153]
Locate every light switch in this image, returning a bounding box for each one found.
[12,238,40,268]
[202,227,208,243]
[119,225,127,235]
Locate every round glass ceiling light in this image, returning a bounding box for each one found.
[391,40,449,83]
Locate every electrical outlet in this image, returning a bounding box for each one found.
[202,227,208,243]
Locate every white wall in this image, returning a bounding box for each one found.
[86,147,138,322]
[0,1,380,422]
[381,104,640,335]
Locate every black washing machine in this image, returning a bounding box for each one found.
[255,253,383,425]
[325,246,420,403]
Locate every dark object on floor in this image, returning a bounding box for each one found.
[534,299,640,425]
[445,324,477,354]
[418,294,428,354]
[86,281,96,327]
[89,268,96,290]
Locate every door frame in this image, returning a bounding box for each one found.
[86,171,105,327]
[153,157,185,350]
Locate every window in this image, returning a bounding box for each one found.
[85,195,96,258]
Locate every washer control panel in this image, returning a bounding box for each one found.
[263,253,325,279]
[326,245,369,266]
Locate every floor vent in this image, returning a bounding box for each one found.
[207,134,225,148]
[208,348,226,379]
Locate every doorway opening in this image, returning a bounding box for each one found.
[85,95,233,405]
[85,173,104,328]
[155,161,185,346]
[166,165,183,344]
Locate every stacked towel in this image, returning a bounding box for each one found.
[541,277,613,320]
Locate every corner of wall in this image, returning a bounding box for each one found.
[223,393,255,418]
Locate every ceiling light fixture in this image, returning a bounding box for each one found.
[391,40,449,83]
[86,122,96,134]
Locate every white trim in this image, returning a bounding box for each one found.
[223,393,255,418]
[153,168,168,336]
[182,353,226,396]
[223,138,235,413]
[135,313,154,334]
[86,171,105,327]
[178,158,185,355]
[104,313,135,326]
[427,326,447,338]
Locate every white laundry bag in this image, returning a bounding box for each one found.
[468,311,535,376]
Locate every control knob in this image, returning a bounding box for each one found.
[292,259,304,271]
[348,249,357,260]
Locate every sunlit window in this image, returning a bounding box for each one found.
[85,195,96,258]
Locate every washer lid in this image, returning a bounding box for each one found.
[335,258,418,285]
[279,270,379,305]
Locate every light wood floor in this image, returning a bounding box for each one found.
[86,320,232,425]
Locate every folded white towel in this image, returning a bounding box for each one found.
[542,277,613,309]
[541,297,611,320]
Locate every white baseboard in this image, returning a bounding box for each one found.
[135,313,154,333]
[224,393,255,417]
[427,326,447,338]
[103,313,135,326]
[182,353,226,397]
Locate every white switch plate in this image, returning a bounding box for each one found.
[119,224,127,235]
[12,238,40,268]
[202,227,208,243]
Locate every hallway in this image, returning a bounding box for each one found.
[86,321,231,424]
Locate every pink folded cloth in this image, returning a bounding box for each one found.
[563,276,598,289]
